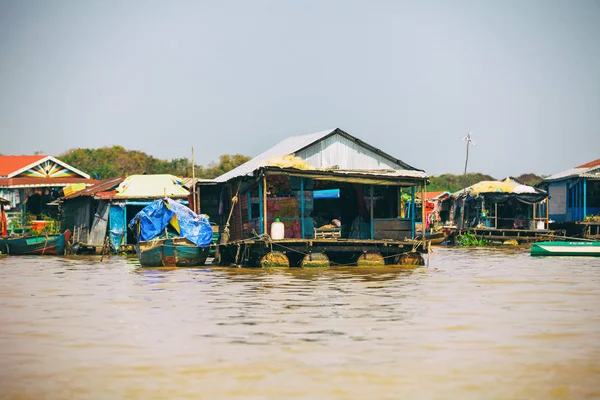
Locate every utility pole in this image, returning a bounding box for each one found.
[463,132,475,175]
[460,133,475,228]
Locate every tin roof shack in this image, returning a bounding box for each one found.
[60,175,192,253]
[100,175,192,252]
[540,159,600,239]
[58,178,124,253]
[202,128,429,267]
[445,178,556,244]
[0,155,96,230]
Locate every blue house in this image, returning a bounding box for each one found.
[541,159,600,223]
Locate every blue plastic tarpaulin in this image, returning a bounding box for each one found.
[129,198,213,247]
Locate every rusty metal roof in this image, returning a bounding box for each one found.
[61,177,124,199]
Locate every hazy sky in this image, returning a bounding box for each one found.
[1,0,598,177]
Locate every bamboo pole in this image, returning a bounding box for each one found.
[263,174,268,236]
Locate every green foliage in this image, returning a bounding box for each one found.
[59,146,250,180]
[457,231,489,247]
[427,173,543,192]
[427,173,495,192]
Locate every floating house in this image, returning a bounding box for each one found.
[0,155,96,232]
[197,128,429,267]
[442,177,557,243]
[60,174,192,253]
[540,159,600,239]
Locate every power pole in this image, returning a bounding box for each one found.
[460,133,475,228]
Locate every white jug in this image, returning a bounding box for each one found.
[271,218,285,240]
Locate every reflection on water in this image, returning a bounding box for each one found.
[1,249,599,399]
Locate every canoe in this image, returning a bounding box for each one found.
[530,241,600,257]
[136,237,209,267]
[0,230,71,255]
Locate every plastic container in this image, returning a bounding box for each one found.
[536,221,545,230]
[271,218,285,240]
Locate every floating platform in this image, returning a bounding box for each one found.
[459,228,565,244]
[216,238,428,267]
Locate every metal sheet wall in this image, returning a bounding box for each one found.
[295,133,402,170]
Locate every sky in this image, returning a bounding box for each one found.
[0,0,598,178]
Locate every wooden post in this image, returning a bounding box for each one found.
[583,179,587,219]
[196,187,201,214]
[411,186,416,238]
[421,182,426,236]
[533,200,537,229]
[494,203,498,228]
[300,178,305,239]
[370,185,374,240]
[262,174,268,236]
[545,198,549,225]
[258,180,264,235]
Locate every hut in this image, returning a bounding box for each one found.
[540,159,600,239]
[443,177,557,244]
[58,177,124,252]
[59,175,192,253]
[0,155,96,233]
[197,128,429,267]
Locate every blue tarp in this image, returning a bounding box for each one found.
[129,198,213,247]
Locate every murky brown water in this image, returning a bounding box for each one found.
[1,248,599,399]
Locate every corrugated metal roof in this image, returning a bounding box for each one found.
[109,175,189,199]
[214,128,421,183]
[61,177,124,200]
[182,177,214,188]
[542,164,600,182]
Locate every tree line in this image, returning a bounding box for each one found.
[59,146,250,180]
[58,145,542,189]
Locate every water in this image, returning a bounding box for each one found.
[1,248,599,399]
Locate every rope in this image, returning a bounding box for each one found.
[222,186,241,243]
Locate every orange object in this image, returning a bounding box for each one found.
[30,220,49,234]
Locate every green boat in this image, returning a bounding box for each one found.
[136,237,209,267]
[530,241,600,257]
[0,230,71,256]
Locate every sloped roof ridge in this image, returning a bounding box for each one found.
[214,128,420,183]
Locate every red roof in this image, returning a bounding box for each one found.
[0,155,47,176]
[0,177,97,188]
[576,159,600,169]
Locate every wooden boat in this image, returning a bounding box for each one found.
[136,237,209,267]
[0,230,71,255]
[530,241,600,257]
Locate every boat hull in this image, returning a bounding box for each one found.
[530,241,600,257]
[136,237,209,267]
[0,231,69,255]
